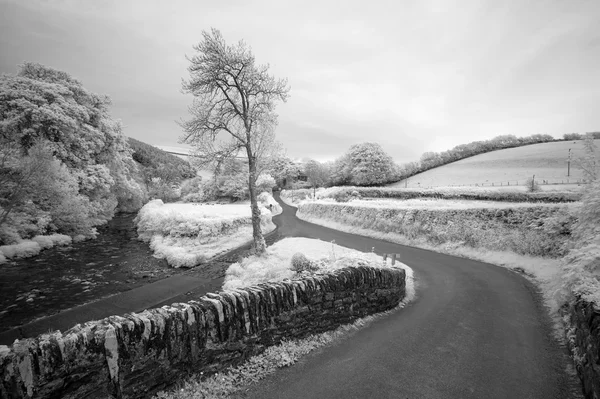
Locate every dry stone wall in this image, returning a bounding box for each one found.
[567,298,600,398]
[0,266,405,399]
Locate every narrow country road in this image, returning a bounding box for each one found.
[238,193,581,399]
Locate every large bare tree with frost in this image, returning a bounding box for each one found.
[180,29,289,254]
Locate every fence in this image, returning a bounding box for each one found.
[403,178,588,189]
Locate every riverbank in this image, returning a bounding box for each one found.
[0,212,282,335]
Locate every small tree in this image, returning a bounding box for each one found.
[256,173,276,193]
[180,29,290,254]
[303,159,328,197]
[525,176,540,192]
[333,142,396,186]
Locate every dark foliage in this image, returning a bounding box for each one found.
[128,138,196,184]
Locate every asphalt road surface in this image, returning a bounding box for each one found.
[236,193,581,399]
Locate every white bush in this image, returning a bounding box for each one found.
[31,235,53,249]
[258,192,282,215]
[31,234,72,249]
[73,235,87,243]
[50,234,72,246]
[0,241,42,259]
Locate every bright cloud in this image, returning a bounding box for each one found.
[1,0,599,163]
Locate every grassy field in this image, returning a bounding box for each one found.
[390,139,599,189]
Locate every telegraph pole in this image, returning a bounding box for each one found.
[567,148,572,177]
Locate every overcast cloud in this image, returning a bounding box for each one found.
[1,0,599,162]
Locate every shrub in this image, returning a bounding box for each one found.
[256,174,276,193]
[182,192,206,203]
[0,241,42,259]
[332,191,351,203]
[290,252,312,272]
[524,177,541,193]
[179,177,204,198]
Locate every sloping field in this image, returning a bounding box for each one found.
[390,139,599,188]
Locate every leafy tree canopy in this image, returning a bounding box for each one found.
[0,63,146,244]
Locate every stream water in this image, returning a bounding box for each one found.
[0,213,179,333]
[0,212,282,334]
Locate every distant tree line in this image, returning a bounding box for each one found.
[280,132,600,191]
[563,132,600,141]
[396,134,557,182]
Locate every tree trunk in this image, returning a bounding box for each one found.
[247,150,266,254]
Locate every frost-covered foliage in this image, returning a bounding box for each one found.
[258,191,282,215]
[290,252,313,272]
[303,159,329,190]
[577,133,599,183]
[264,156,307,188]
[147,177,180,203]
[330,142,397,186]
[0,241,41,260]
[0,62,146,245]
[223,237,402,290]
[280,188,325,207]
[297,201,576,258]
[0,143,94,242]
[179,177,212,203]
[0,234,71,262]
[525,177,541,192]
[560,180,600,304]
[256,173,276,192]
[285,185,581,203]
[31,234,72,249]
[135,196,279,268]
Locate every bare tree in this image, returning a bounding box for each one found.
[180,29,290,254]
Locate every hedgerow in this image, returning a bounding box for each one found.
[297,202,577,258]
[314,186,581,203]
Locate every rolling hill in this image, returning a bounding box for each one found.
[390,139,599,189]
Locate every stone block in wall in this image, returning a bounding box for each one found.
[567,297,600,398]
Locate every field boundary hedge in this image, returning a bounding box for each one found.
[318,186,582,203]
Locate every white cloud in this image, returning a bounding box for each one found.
[1,0,600,164]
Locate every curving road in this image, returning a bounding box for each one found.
[237,193,582,399]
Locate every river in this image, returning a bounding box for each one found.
[0,212,282,334]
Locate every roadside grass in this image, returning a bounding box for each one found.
[388,139,600,188]
[156,237,415,399]
[223,237,399,290]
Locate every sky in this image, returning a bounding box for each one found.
[1,0,599,163]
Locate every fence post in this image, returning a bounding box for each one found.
[383,253,387,262]
[391,253,396,266]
